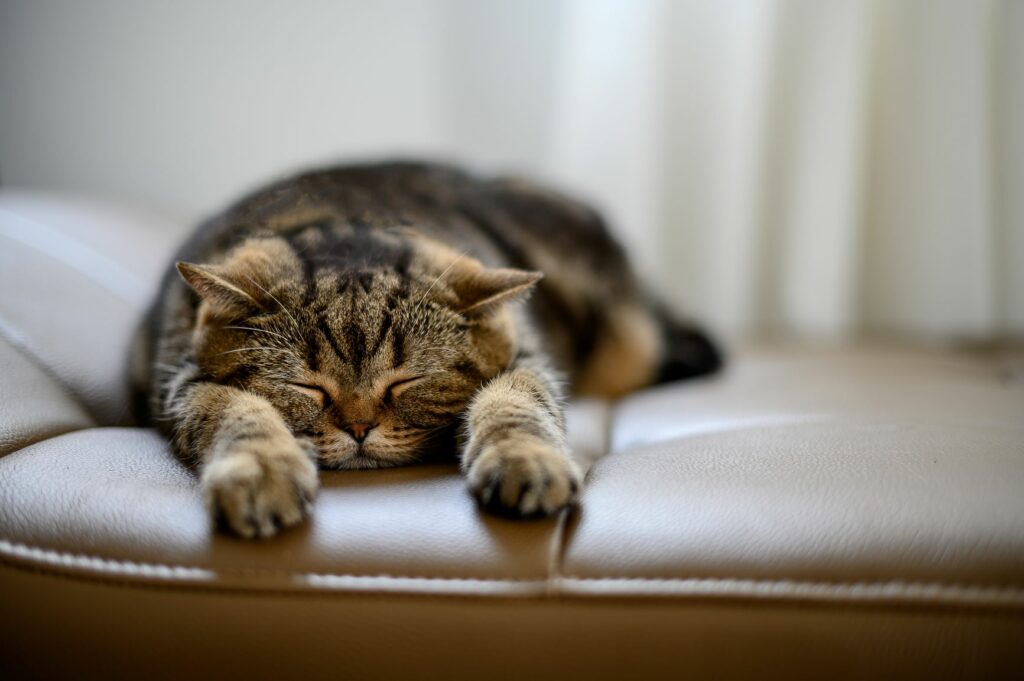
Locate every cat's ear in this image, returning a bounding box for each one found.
[450,266,543,318]
[176,262,263,316]
[407,231,542,317]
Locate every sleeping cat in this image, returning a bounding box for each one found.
[135,161,721,539]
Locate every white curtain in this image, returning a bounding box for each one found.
[534,0,1024,342]
[2,0,1021,343]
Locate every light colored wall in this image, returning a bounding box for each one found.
[2,0,1021,341]
[0,0,561,217]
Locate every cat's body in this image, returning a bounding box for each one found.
[135,161,720,538]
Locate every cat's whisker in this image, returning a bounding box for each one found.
[214,346,293,357]
[222,325,290,341]
[407,424,454,442]
[245,277,300,329]
[419,250,469,300]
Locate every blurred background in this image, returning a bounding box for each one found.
[1,0,1021,344]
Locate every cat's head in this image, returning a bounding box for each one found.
[176,228,541,469]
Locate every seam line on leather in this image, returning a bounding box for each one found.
[553,577,1024,608]
[0,538,543,584]
[546,508,570,595]
[4,538,1023,607]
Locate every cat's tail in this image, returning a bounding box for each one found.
[655,311,725,384]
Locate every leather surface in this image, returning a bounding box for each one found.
[3,564,1023,681]
[565,346,1024,586]
[0,335,93,457]
[1,192,1023,678]
[0,428,562,584]
[0,399,606,589]
[609,344,1024,453]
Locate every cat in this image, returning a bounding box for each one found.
[134,161,721,539]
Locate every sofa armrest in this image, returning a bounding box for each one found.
[0,191,189,425]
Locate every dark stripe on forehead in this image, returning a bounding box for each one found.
[298,251,317,307]
[370,310,393,356]
[345,285,367,371]
[357,271,374,293]
[394,243,412,276]
[346,320,367,372]
[305,337,320,371]
[391,326,406,367]
[317,316,348,364]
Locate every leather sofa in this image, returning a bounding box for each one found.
[2,191,1022,679]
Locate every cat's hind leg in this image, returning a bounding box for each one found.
[573,299,723,398]
[573,301,664,398]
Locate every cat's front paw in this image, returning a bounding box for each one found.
[201,435,318,539]
[466,438,581,518]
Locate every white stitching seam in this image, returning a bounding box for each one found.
[3,538,1024,607]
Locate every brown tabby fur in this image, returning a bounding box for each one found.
[135,162,721,538]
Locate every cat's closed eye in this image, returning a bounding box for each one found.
[288,383,331,407]
[288,377,424,408]
[384,376,424,404]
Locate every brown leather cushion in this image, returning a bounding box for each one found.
[1,192,1022,679]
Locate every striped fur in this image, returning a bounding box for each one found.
[135,161,721,538]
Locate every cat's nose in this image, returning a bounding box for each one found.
[345,422,375,443]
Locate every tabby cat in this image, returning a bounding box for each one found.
[135,162,721,539]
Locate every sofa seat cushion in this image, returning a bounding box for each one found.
[0,402,609,592]
[564,346,1024,599]
[2,345,1022,609]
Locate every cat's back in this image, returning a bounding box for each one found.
[185,160,620,265]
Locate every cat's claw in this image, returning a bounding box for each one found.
[467,439,581,518]
[201,438,318,539]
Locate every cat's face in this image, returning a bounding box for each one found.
[177,231,540,469]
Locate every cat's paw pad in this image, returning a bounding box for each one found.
[467,439,581,518]
[202,437,318,539]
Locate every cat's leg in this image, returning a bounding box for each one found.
[171,383,318,538]
[462,355,581,517]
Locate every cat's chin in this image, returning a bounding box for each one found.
[317,449,419,471]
